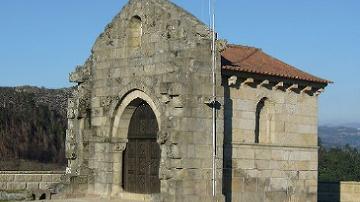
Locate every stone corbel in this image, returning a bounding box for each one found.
[272,81,284,90]
[314,88,325,96]
[257,79,270,88]
[241,78,254,86]
[228,75,238,86]
[300,86,312,94]
[286,84,299,92]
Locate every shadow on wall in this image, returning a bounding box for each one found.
[222,82,233,202]
[318,182,340,202]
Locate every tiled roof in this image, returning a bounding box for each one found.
[221,44,331,84]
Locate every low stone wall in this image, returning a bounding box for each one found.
[318,181,360,202]
[340,182,360,202]
[0,171,64,191]
[223,143,318,202]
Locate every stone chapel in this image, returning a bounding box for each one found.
[65,0,330,201]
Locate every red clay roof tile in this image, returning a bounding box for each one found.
[221,44,331,84]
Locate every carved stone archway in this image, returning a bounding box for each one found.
[123,101,160,193]
[110,90,162,197]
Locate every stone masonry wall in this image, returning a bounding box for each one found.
[68,0,225,201]
[224,144,317,201]
[223,77,319,201]
[67,0,325,201]
[225,82,318,147]
[339,182,360,202]
[0,171,64,191]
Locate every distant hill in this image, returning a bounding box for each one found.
[0,86,73,170]
[319,125,360,148]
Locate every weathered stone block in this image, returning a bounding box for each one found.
[242,191,264,202]
[26,182,39,190]
[243,178,257,192]
[181,159,202,169]
[255,148,272,160]
[299,171,317,180]
[14,175,42,182]
[271,150,285,161]
[39,182,54,190]
[234,99,255,111]
[7,182,26,190]
[234,118,256,130]
[236,159,255,169]
[41,174,62,182]
[255,160,270,170]
[0,175,14,182]
[233,147,254,159]
[231,178,244,193]
[194,145,211,159]
[0,182,7,190]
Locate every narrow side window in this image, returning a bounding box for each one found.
[128,15,142,49]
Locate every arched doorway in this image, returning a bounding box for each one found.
[122,101,161,194]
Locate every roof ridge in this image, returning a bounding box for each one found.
[228,43,260,50]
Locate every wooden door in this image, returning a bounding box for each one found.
[123,103,160,194]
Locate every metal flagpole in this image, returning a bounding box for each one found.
[210,0,217,198]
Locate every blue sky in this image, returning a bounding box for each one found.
[0,0,359,125]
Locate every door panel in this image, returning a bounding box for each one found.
[123,103,160,194]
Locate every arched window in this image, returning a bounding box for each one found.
[255,97,273,144]
[128,15,142,48]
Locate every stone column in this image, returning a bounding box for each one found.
[110,142,127,197]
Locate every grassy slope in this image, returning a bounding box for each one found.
[0,86,72,170]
